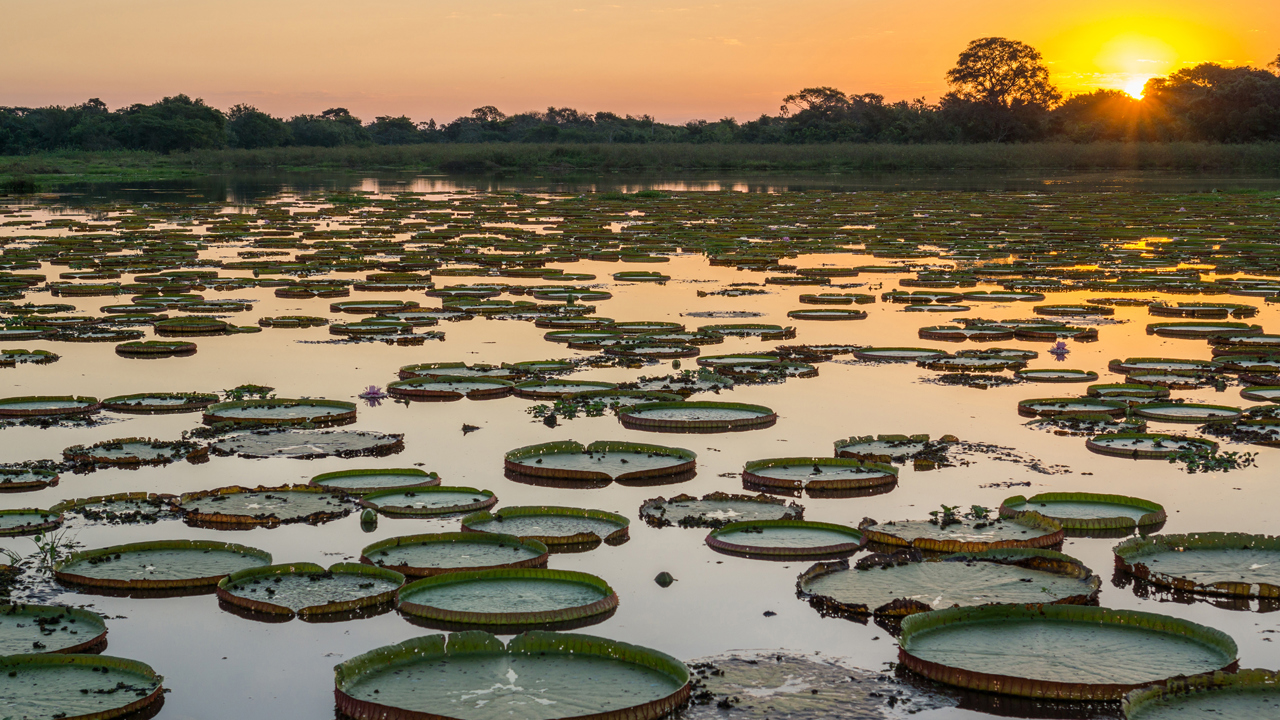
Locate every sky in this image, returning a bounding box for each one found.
[2,0,1277,123]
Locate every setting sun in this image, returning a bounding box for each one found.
[1123,75,1154,98]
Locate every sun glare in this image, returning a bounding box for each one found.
[1123,75,1153,99]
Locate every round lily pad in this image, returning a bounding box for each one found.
[115,340,197,357]
[308,468,440,495]
[834,434,940,462]
[639,492,802,529]
[101,392,217,414]
[1000,492,1166,536]
[0,508,61,537]
[202,398,357,426]
[1132,403,1242,424]
[210,429,404,459]
[898,604,1237,700]
[742,457,897,493]
[461,506,629,548]
[0,467,58,493]
[397,568,617,631]
[0,604,109,654]
[386,376,514,401]
[706,520,865,559]
[175,485,354,527]
[1114,532,1280,598]
[50,493,171,525]
[0,395,100,418]
[513,379,617,399]
[787,308,867,321]
[618,401,777,433]
[334,631,690,720]
[63,437,206,466]
[361,486,497,517]
[217,562,404,620]
[854,347,947,362]
[505,440,696,481]
[1124,668,1280,720]
[1018,397,1127,418]
[859,514,1064,553]
[1085,433,1217,459]
[0,348,58,367]
[798,548,1100,619]
[1016,368,1099,383]
[1089,383,1171,399]
[360,532,549,577]
[55,539,272,591]
[1110,357,1220,374]
[1241,386,1280,402]
[0,653,164,719]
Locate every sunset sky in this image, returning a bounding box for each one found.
[3,0,1277,123]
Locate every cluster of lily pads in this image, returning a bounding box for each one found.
[4,187,1280,719]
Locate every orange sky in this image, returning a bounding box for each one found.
[2,1,1276,123]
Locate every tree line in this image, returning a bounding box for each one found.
[3,38,1279,154]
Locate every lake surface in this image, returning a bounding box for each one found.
[2,174,1279,719]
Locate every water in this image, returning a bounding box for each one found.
[2,173,1280,719]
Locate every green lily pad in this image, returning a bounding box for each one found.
[1124,668,1280,719]
[898,604,1237,700]
[360,486,497,517]
[0,508,61,537]
[55,539,271,591]
[1086,433,1216,459]
[0,654,164,719]
[706,520,864,559]
[308,468,440,495]
[504,440,696,481]
[461,506,629,548]
[0,605,108,654]
[639,492,802,528]
[619,401,777,433]
[397,568,617,631]
[1000,492,1166,534]
[360,532,549,577]
[859,514,1063,553]
[334,631,690,720]
[1115,532,1280,598]
[742,457,897,492]
[217,562,403,619]
[798,548,1100,618]
[202,398,357,426]
[175,485,354,527]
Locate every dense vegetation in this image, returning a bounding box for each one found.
[3,39,1280,158]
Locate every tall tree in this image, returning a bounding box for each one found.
[946,37,1062,110]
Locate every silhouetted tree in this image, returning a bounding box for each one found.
[946,37,1061,110]
[226,105,292,149]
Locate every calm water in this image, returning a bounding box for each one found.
[2,174,1279,720]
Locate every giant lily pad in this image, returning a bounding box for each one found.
[854,347,948,362]
[361,486,497,517]
[55,539,271,591]
[0,508,61,537]
[1000,492,1166,537]
[175,485,354,527]
[387,376,514,401]
[1114,533,1280,598]
[397,568,617,631]
[1086,433,1216,459]
[309,468,440,495]
[1124,668,1280,719]
[0,604,108,654]
[618,401,777,433]
[639,492,802,528]
[333,631,690,720]
[63,437,206,466]
[742,457,897,494]
[859,514,1063,553]
[0,467,58,493]
[0,654,164,719]
[50,492,172,525]
[101,392,217,414]
[360,532,549,577]
[217,562,403,620]
[504,440,695,481]
[0,395,100,418]
[706,520,864,559]
[202,398,357,426]
[1018,397,1127,418]
[897,604,1237,700]
[1132,403,1242,424]
[210,429,404,459]
[461,506,629,548]
[798,548,1100,619]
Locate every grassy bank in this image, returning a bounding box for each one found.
[4,142,1280,189]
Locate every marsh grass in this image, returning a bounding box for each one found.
[3,142,1280,187]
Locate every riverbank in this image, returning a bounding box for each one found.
[3,142,1280,191]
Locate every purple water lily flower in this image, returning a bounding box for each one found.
[1048,341,1070,361]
